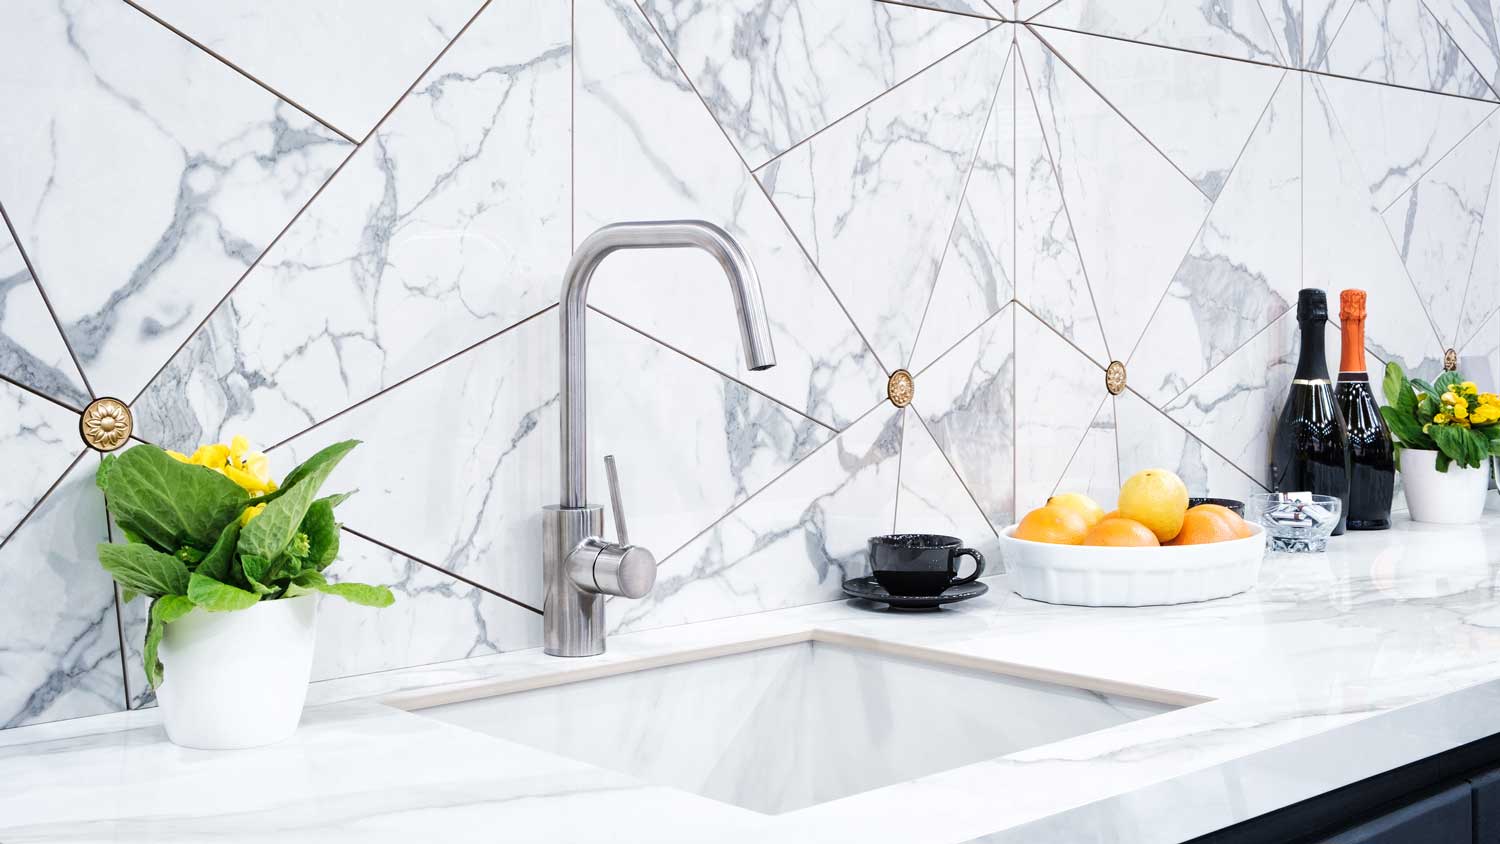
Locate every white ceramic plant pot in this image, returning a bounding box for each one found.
[157,594,319,749]
[1400,448,1489,525]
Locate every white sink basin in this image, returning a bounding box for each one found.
[417,639,1190,815]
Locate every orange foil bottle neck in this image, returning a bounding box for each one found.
[1339,289,1367,374]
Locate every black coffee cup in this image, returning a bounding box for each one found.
[869,534,985,597]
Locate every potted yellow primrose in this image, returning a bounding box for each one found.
[94,437,393,749]
[1380,363,1500,524]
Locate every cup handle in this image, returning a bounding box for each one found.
[950,548,985,585]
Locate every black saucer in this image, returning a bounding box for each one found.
[841,576,988,610]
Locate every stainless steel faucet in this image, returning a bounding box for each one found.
[543,221,777,657]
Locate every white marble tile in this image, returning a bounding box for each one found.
[609,402,901,635]
[1313,71,1499,212]
[0,456,122,729]
[641,0,989,167]
[1032,28,1285,199]
[0,383,84,544]
[1017,31,1212,363]
[895,408,1002,561]
[132,2,569,452]
[1423,0,1500,95]
[1012,309,1105,514]
[575,0,886,431]
[1305,0,1360,68]
[1262,0,1303,66]
[1383,110,1500,348]
[1304,76,1451,375]
[1115,389,1265,501]
[135,0,485,139]
[1055,396,1119,512]
[275,313,557,608]
[1162,308,1302,485]
[0,228,88,409]
[587,315,834,560]
[760,29,1009,371]
[916,305,1016,530]
[1458,153,1500,350]
[887,0,1002,16]
[1323,0,1494,98]
[911,45,1017,374]
[0,0,351,402]
[1129,74,1301,405]
[1015,50,1108,367]
[1029,0,1287,64]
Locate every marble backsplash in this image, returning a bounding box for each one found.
[1,0,1497,728]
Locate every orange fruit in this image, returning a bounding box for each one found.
[1166,508,1240,545]
[1188,504,1254,539]
[1014,505,1089,545]
[1118,468,1189,542]
[1100,510,1122,521]
[1082,518,1160,547]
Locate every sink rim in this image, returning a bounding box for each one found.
[386,628,1211,714]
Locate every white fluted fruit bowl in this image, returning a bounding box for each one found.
[998,524,1266,607]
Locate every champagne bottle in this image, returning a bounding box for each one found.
[1270,289,1352,534]
[1334,289,1394,530]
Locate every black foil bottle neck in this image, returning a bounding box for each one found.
[1294,314,1331,382]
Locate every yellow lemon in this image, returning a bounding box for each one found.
[1046,492,1106,527]
[1117,468,1189,543]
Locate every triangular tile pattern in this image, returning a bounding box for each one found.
[1033,27,1285,199]
[1130,73,1300,404]
[916,304,1016,531]
[1304,75,1451,376]
[576,0,885,431]
[1261,0,1301,66]
[1015,46,1109,367]
[132,2,570,452]
[1424,0,1500,98]
[610,402,902,636]
[640,0,990,167]
[1018,29,1212,363]
[1056,396,1119,510]
[1029,0,1287,64]
[1458,151,1500,349]
[0,226,88,409]
[0,0,351,402]
[274,309,829,608]
[760,27,1009,371]
[0,382,83,545]
[1314,71,1499,212]
[0,456,121,728]
[910,43,1018,373]
[1323,0,1495,98]
[1115,388,1266,502]
[1305,0,1360,68]
[121,529,543,707]
[895,407,1002,561]
[1012,308,1107,513]
[134,0,485,139]
[1382,110,1500,348]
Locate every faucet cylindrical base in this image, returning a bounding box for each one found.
[543,505,607,657]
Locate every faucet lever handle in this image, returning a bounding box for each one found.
[604,454,628,545]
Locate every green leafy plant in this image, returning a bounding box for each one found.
[1380,362,1500,472]
[95,437,394,688]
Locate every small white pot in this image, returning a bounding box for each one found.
[1400,448,1489,525]
[157,594,319,749]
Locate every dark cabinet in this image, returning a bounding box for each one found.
[1323,782,1471,844]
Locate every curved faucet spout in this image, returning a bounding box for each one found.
[559,220,777,508]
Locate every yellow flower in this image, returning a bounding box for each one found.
[1442,391,1458,405]
[1435,413,1451,424]
[189,443,230,468]
[1456,395,1470,411]
[166,450,191,463]
[1483,393,1500,406]
[1455,404,1469,420]
[169,436,279,496]
[239,503,266,526]
[1463,381,1479,394]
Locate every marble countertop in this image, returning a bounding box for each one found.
[9,507,1500,843]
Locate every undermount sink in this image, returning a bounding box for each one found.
[416,638,1193,815]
